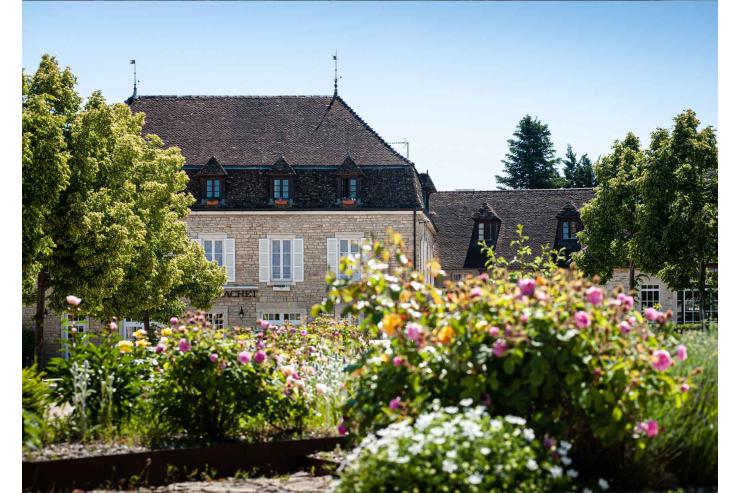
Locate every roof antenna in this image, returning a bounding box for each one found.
[129,59,138,99]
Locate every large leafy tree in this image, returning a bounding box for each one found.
[23,56,225,359]
[635,110,718,323]
[496,115,560,189]
[574,133,643,289]
[560,145,596,188]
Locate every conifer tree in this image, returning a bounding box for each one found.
[496,115,559,189]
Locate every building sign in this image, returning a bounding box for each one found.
[222,288,257,298]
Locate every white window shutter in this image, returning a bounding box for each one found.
[327,238,338,274]
[224,238,235,282]
[258,239,270,283]
[293,238,304,282]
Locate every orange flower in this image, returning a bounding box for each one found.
[536,276,547,286]
[381,313,403,337]
[437,325,455,345]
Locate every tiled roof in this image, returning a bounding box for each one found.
[128,95,411,167]
[430,188,595,269]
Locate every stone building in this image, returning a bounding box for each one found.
[22,92,715,360]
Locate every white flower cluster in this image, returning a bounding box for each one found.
[336,400,580,492]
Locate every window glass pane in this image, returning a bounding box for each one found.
[640,285,660,310]
[350,179,357,198]
[207,180,213,197]
[213,180,220,198]
[283,240,291,279]
[272,240,281,279]
[340,239,349,257]
[214,240,223,266]
[562,222,570,239]
[204,240,213,261]
[274,179,281,199]
[478,223,484,241]
[282,179,289,199]
[350,241,360,255]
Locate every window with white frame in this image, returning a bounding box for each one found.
[121,319,144,340]
[205,311,226,329]
[677,289,718,324]
[258,237,304,284]
[327,235,363,281]
[639,284,660,311]
[194,235,235,282]
[452,273,463,282]
[261,312,303,326]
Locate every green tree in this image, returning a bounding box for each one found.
[22,55,81,358]
[495,115,560,189]
[23,56,225,359]
[560,144,596,188]
[635,110,717,324]
[574,133,643,289]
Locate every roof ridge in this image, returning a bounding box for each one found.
[133,95,334,100]
[333,95,414,167]
[436,188,595,193]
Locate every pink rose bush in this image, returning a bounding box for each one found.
[317,229,693,474]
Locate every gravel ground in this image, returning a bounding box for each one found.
[23,441,149,462]
[88,472,334,492]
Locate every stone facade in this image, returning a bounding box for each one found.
[184,209,436,327]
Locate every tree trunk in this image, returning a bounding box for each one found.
[628,260,636,292]
[698,260,707,330]
[143,312,150,334]
[34,269,47,366]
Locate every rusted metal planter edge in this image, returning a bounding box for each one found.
[23,436,348,492]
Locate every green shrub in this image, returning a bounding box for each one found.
[624,328,717,487]
[317,229,693,480]
[22,365,51,449]
[145,320,311,441]
[46,327,153,438]
[334,401,581,493]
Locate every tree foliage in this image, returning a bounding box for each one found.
[22,55,226,358]
[634,110,717,316]
[573,134,642,286]
[496,115,560,189]
[560,145,596,188]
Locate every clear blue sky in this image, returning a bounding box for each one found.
[23,1,717,190]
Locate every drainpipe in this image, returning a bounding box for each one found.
[413,208,417,270]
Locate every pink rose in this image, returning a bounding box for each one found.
[253,350,267,364]
[66,295,81,306]
[518,278,536,296]
[338,423,348,436]
[644,307,661,322]
[478,273,489,282]
[178,339,191,353]
[155,343,166,353]
[169,317,179,325]
[639,419,659,438]
[300,329,308,336]
[676,344,688,361]
[405,323,422,343]
[109,321,118,331]
[237,350,251,364]
[209,353,218,363]
[389,396,402,410]
[520,314,529,324]
[470,287,483,298]
[393,356,404,367]
[681,383,690,393]
[586,286,604,305]
[652,350,673,371]
[619,321,632,335]
[259,319,269,330]
[492,339,507,358]
[617,293,635,310]
[488,326,500,337]
[574,311,590,329]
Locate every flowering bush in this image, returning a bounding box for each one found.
[333,401,576,493]
[47,320,153,437]
[144,313,368,441]
[317,229,693,478]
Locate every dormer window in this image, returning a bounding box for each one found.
[206,178,222,199]
[561,220,578,240]
[478,222,497,242]
[273,178,291,200]
[196,157,227,206]
[340,177,359,200]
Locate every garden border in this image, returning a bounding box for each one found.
[22,436,347,492]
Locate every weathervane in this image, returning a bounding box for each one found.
[130,59,138,100]
[333,51,340,97]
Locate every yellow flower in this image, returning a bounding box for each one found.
[161,328,173,337]
[135,339,148,348]
[437,326,455,345]
[117,340,134,353]
[133,329,147,339]
[380,313,403,337]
